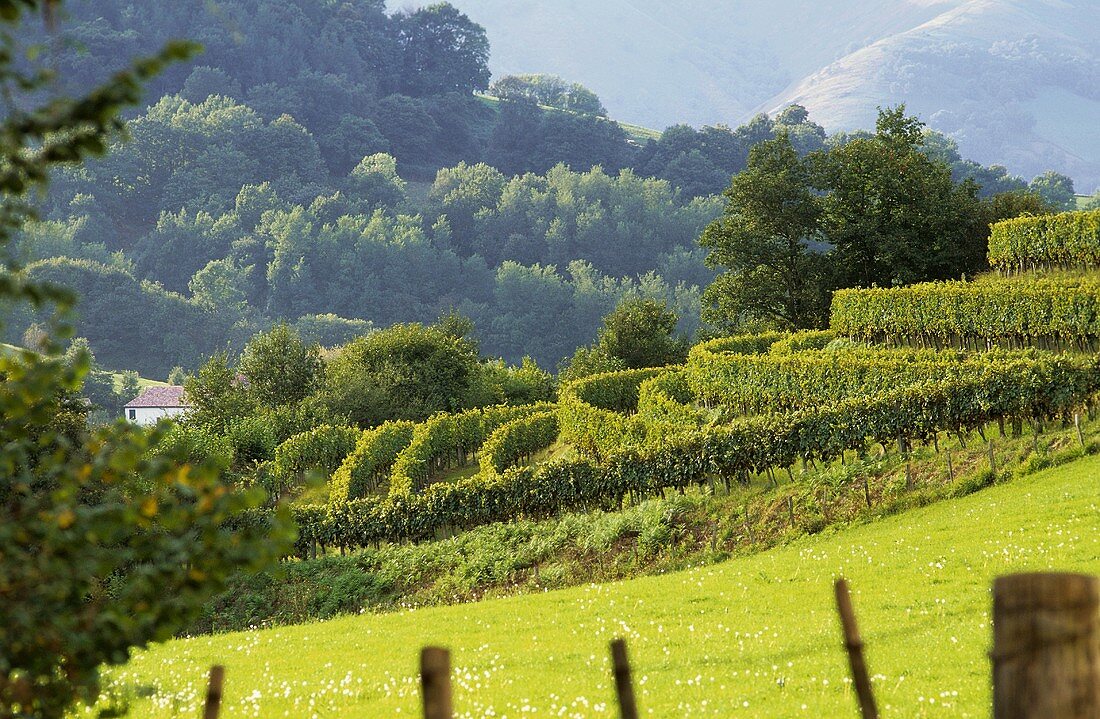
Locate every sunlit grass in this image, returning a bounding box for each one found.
[101,452,1100,718]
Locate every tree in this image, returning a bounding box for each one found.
[700,132,828,332]
[345,153,408,209]
[596,298,686,369]
[0,6,290,718]
[1029,170,1077,211]
[371,94,442,169]
[815,106,982,287]
[559,345,626,384]
[179,65,243,103]
[428,162,506,250]
[189,257,252,312]
[238,324,324,408]
[393,3,490,96]
[318,115,389,176]
[184,353,255,434]
[323,322,480,424]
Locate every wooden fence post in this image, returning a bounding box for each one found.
[1075,413,1085,448]
[834,579,878,719]
[420,647,453,719]
[609,638,639,719]
[992,573,1100,719]
[203,665,225,719]
[988,439,997,477]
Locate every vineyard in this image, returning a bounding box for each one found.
[252,209,1100,560]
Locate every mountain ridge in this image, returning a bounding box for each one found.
[390,0,1100,190]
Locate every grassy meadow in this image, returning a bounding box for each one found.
[102,452,1100,718]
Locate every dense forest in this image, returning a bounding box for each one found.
[4,0,1075,380]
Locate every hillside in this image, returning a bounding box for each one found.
[397,0,1100,191]
[110,452,1100,717]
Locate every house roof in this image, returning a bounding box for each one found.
[124,385,188,408]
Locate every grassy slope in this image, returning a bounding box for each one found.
[110,452,1100,718]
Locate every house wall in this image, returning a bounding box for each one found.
[126,406,188,427]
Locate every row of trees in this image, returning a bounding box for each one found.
[700,108,1060,334]
[16,156,713,373]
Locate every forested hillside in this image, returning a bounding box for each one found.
[4,0,1070,379]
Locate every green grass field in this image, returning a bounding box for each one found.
[103,452,1100,718]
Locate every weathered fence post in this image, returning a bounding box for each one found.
[988,439,998,477]
[1075,413,1085,448]
[203,665,225,719]
[609,638,639,719]
[992,573,1100,719]
[834,579,878,719]
[420,646,454,719]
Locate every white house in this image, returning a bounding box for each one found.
[124,386,189,426]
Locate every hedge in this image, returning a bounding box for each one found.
[479,411,560,476]
[265,350,1100,555]
[988,209,1100,272]
[329,420,415,503]
[270,424,359,496]
[831,279,1100,350]
[388,403,554,496]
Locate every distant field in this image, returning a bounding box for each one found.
[106,452,1100,718]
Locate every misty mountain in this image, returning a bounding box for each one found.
[388,0,1100,191]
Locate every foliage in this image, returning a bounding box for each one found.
[489,74,607,116]
[558,367,665,460]
[1028,170,1076,211]
[9,258,226,378]
[63,338,139,422]
[473,356,557,406]
[814,106,984,288]
[260,340,1097,553]
[391,3,491,97]
[0,5,292,717]
[290,314,374,348]
[184,353,254,434]
[558,346,627,385]
[388,403,553,495]
[322,322,481,424]
[0,355,292,719]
